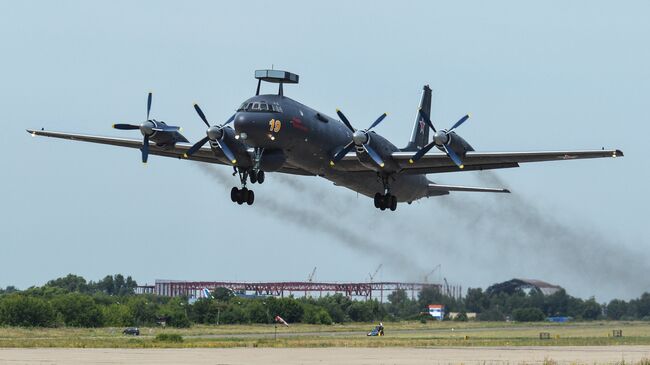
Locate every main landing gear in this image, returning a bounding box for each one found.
[230,166,265,206]
[374,174,397,211]
[374,193,397,211]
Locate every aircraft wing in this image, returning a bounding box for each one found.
[26,129,313,176]
[391,149,623,174]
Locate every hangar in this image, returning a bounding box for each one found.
[486,278,562,296]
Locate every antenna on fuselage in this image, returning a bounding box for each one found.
[254,69,299,96]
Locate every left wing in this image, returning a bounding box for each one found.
[26,129,313,176]
[392,149,623,174]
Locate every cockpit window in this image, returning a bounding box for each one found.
[237,101,283,113]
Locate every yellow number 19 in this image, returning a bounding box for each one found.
[269,119,281,133]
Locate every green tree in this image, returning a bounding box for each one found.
[606,299,628,320]
[127,296,159,326]
[581,298,602,320]
[51,293,103,327]
[102,303,134,326]
[214,287,234,301]
[465,288,488,313]
[46,274,88,293]
[0,294,57,327]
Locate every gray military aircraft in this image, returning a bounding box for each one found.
[27,70,623,211]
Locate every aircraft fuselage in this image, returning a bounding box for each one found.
[234,94,430,202]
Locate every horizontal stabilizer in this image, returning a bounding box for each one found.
[428,183,510,194]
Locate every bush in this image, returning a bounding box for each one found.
[476,308,506,321]
[154,333,183,342]
[512,307,545,322]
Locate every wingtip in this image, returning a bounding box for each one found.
[503,189,511,194]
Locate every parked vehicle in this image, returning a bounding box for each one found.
[122,327,140,336]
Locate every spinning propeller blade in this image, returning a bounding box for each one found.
[184,103,237,164]
[112,124,140,130]
[410,109,469,168]
[146,92,152,120]
[330,109,388,167]
[113,93,181,164]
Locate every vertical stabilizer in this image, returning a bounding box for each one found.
[404,85,432,151]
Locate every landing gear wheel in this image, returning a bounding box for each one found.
[257,171,265,184]
[246,190,255,205]
[374,193,381,208]
[237,187,249,205]
[230,187,238,202]
[250,170,258,184]
[389,195,397,211]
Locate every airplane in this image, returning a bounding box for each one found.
[27,69,623,211]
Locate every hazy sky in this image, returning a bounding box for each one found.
[1,1,648,301]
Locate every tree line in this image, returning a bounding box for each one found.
[1,274,650,327]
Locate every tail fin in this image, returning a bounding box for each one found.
[403,85,432,151]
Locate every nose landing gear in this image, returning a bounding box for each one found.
[231,186,254,205]
[230,164,265,206]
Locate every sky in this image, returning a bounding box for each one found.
[1,1,648,301]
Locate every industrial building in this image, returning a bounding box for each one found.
[135,279,463,302]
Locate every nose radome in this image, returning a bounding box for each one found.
[234,112,276,147]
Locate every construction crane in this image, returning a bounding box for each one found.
[368,264,383,283]
[307,267,317,282]
[443,277,451,297]
[424,264,441,283]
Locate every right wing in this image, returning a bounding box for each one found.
[26,129,313,176]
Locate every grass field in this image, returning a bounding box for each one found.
[1,321,649,348]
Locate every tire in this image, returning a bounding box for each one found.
[237,188,248,205]
[390,195,397,211]
[250,171,257,184]
[246,190,255,205]
[380,205,386,211]
[373,193,381,208]
[230,187,238,202]
[257,171,265,184]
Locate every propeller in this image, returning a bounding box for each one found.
[329,109,388,168]
[183,103,237,164]
[408,109,470,168]
[112,92,181,163]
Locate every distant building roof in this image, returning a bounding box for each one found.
[486,278,563,296]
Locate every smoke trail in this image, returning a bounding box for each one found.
[440,171,650,298]
[195,163,424,278]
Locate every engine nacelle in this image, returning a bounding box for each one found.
[209,127,252,167]
[438,132,474,157]
[354,132,400,172]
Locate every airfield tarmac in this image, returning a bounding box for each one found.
[2,346,650,364]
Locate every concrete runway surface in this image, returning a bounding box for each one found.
[1,346,650,364]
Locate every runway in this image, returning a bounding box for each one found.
[2,346,649,364]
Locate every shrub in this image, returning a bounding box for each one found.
[476,308,506,321]
[512,307,545,322]
[154,333,183,342]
